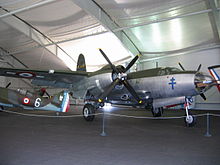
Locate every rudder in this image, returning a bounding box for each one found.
[76,54,86,72]
[208,65,220,92]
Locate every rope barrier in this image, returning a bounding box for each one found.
[105,113,186,119]
[209,113,220,117]
[1,109,218,119]
[0,109,102,118]
[105,112,210,119]
[1,109,219,137]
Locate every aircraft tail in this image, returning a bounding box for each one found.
[51,91,70,112]
[76,54,86,72]
[208,65,220,92]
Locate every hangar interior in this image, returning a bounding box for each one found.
[0,1,220,165]
[0,0,220,110]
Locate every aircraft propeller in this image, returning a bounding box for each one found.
[197,64,202,72]
[178,62,185,71]
[98,49,143,104]
[5,82,11,88]
[124,55,139,72]
[178,62,207,100]
[200,93,206,100]
[178,62,202,72]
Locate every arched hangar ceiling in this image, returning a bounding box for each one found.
[0,0,219,71]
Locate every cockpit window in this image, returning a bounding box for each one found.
[170,67,181,72]
[17,89,33,97]
[17,89,27,95]
[166,67,181,74]
[158,67,181,76]
[158,69,166,76]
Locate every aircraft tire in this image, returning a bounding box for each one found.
[83,104,95,121]
[184,115,196,127]
[0,106,4,111]
[151,107,163,117]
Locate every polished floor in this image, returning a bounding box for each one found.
[0,106,220,165]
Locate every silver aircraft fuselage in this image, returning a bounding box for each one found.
[71,66,213,108]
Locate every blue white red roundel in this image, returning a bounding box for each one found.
[16,72,36,78]
[23,97,30,104]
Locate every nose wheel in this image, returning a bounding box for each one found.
[184,97,196,127]
[184,114,196,127]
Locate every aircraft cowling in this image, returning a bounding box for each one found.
[88,72,113,94]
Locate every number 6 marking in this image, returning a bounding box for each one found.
[34,98,41,107]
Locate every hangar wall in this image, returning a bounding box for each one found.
[139,48,220,110]
[0,49,33,90]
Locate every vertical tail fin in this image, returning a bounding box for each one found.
[208,65,220,92]
[51,91,70,112]
[76,54,86,72]
[60,91,70,112]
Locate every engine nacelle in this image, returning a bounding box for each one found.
[88,72,112,94]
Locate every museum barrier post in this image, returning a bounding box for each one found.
[204,113,212,137]
[100,109,107,136]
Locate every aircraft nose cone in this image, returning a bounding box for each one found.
[194,72,214,92]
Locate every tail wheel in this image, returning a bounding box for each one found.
[184,115,196,127]
[151,107,163,117]
[83,104,95,121]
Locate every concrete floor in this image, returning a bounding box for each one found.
[0,106,220,165]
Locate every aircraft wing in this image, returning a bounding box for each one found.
[0,67,89,88]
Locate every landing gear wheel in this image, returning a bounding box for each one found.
[184,115,196,127]
[83,104,95,121]
[151,107,163,117]
[0,106,4,112]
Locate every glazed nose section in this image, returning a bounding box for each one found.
[194,72,214,93]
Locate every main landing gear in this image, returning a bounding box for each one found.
[83,103,96,121]
[0,106,4,111]
[151,107,163,117]
[184,97,196,127]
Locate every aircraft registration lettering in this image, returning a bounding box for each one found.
[168,77,176,90]
[34,98,41,107]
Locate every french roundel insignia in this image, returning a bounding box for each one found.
[16,72,36,78]
[23,97,30,104]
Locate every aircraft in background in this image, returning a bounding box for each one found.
[0,85,70,113]
[0,49,219,126]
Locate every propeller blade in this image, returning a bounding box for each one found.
[123,80,143,104]
[124,55,139,72]
[197,64,202,72]
[200,93,206,100]
[98,79,120,103]
[5,82,11,88]
[178,62,185,71]
[99,49,119,73]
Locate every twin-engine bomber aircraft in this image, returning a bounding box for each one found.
[0,49,219,126]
